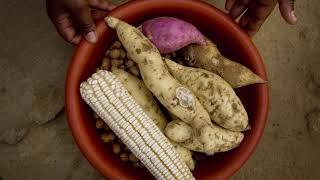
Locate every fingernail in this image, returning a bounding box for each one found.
[86,31,97,43]
[291,11,298,22]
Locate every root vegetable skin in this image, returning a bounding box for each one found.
[111,67,196,170]
[141,17,205,54]
[111,68,167,131]
[182,38,266,88]
[165,120,244,155]
[165,120,192,143]
[172,142,196,171]
[164,58,249,132]
[105,16,212,130]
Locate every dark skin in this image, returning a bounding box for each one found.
[46,0,297,44]
[226,0,297,36]
[46,0,115,44]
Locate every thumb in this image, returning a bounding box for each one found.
[70,5,97,43]
[278,0,298,25]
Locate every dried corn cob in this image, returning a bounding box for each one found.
[80,70,195,180]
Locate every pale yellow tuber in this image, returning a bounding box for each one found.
[182,38,266,88]
[164,58,248,131]
[165,120,244,155]
[111,68,167,131]
[172,142,196,170]
[111,67,196,169]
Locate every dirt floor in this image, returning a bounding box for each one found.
[0,0,319,179]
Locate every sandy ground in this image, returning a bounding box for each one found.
[0,0,319,179]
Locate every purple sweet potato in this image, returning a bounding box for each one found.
[141,17,205,54]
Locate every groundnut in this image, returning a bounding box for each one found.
[125,60,135,69]
[129,66,140,77]
[112,143,121,154]
[119,65,125,70]
[120,153,129,162]
[95,119,104,129]
[109,49,121,59]
[101,133,115,143]
[111,41,122,49]
[119,49,126,59]
[101,58,111,70]
[129,153,139,162]
[111,59,124,67]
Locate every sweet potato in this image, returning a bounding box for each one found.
[112,68,195,169]
[164,58,249,131]
[141,17,205,54]
[172,142,196,170]
[111,68,167,131]
[165,119,192,143]
[105,16,212,130]
[165,120,244,155]
[181,38,266,88]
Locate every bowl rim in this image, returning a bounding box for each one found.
[65,0,269,179]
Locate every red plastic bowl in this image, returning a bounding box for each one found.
[65,0,269,179]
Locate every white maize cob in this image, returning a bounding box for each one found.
[80,70,195,180]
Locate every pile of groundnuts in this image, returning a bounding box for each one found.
[99,40,140,77]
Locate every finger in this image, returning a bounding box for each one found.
[229,0,251,19]
[52,13,82,44]
[239,14,259,36]
[58,24,81,44]
[225,0,237,11]
[239,0,277,36]
[278,0,297,25]
[69,3,97,43]
[239,14,250,28]
[240,14,262,36]
[88,0,116,11]
[92,9,108,20]
[72,35,82,44]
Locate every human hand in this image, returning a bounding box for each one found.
[225,0,297,36]
[46,0,116,44]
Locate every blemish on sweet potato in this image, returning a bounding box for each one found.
[136,49,141,54]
